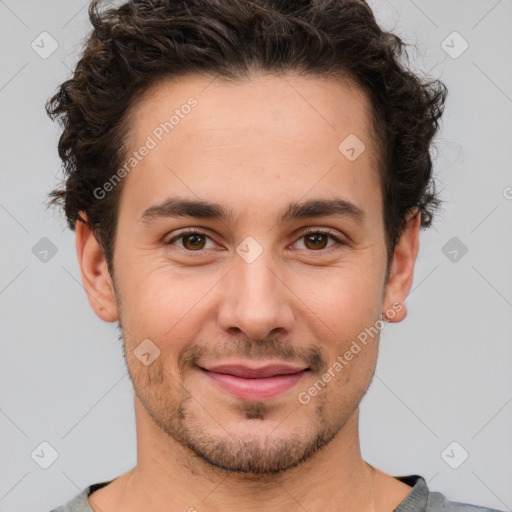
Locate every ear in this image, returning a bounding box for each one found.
[75,212,118,323]
[382,208,421,323]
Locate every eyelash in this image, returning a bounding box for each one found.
[165,228,345,253]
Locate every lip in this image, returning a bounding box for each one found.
[199,363,308,401]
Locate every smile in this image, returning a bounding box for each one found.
[198,363,309,401]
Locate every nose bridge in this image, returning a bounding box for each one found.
[237,249,279,300]
[218,243,294,338]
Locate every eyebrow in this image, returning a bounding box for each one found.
[139,197,365,225]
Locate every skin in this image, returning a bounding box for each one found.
[76,73,421,512]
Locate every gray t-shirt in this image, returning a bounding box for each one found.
[49,474,504,512]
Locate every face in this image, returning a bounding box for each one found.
[79,73,418,475]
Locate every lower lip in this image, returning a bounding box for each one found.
[200,369,307,401]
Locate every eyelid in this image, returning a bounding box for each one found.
[298,227,343,239]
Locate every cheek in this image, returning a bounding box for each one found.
[287,263,384,378]
[116,261,216,347]
[291,262,384,326]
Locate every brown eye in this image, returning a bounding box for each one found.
[294,229,343,251]
[166,230,215,251]
[304,232,329,250]
[182,233,206,250]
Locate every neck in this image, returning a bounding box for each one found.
[103,399,376,512]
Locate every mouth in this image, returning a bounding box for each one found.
[198,363,309,401]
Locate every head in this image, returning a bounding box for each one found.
[46,0,446,475]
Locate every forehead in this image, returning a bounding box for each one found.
[119,72,381,225]
[127,72,377,157]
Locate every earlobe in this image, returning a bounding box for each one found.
[75,212,118,323]
[382,208,421,324]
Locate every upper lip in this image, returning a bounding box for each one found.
[199,363,307,378]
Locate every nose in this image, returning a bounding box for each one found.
[217,250,295,340]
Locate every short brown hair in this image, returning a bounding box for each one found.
[46,0,447,275]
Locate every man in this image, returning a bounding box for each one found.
[46,0,502,511]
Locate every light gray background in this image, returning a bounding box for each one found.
[1,1,511,511]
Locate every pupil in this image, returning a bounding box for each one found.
[307,234,326,249]
[185,234,204,249]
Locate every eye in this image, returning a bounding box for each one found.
[293,228,344,251]
[165,228,345,254]
[166,229,216,251]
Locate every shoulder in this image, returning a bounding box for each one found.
[394,475,505,512]
[48,489,88,512]
[48,481,112,512]
[427,489,505,512]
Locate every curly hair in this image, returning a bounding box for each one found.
[46,0,447,275]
